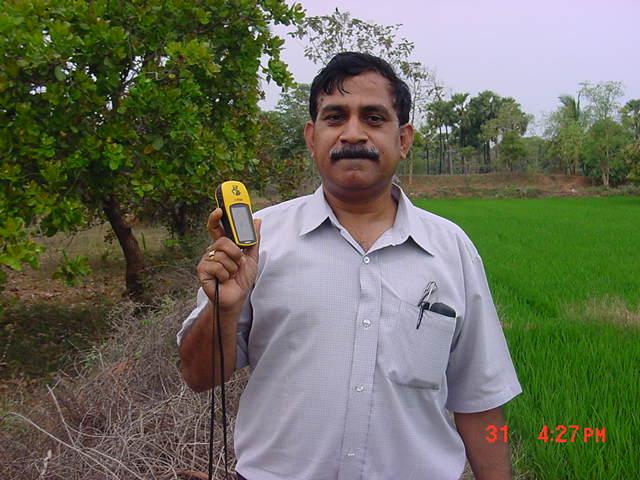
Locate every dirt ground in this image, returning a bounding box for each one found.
[397,173,592,197]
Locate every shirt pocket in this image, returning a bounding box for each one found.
[380,299,456,390]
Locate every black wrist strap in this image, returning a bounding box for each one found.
[209,278,230,480]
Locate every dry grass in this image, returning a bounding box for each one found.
[0,292,248,480]
[565,295,640,328]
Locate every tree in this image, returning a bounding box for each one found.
[273,83,311,163]
[582,119,629,187]
[465,91,503,171]
[426,98,451,174]
[397,61,438,182]
[546,93,587,174]
[580,81,625,125]
[621,99,640,141]
[293,8,414,68]
[253,83,314,200]
[450,92,470,173]
[500,131,527,172]
[0,0,304,296]
[480,98,530,171]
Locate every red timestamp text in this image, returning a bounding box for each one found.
[537,425,606,443]
[485,424,509,443]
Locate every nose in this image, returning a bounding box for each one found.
[339,116,368,144]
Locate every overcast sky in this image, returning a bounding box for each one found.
[259,0,640,134]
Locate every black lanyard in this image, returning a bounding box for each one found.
[209,278,230,479]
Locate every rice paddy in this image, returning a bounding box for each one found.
[415,195,640,479]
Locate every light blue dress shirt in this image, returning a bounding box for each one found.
[178,184,522,480]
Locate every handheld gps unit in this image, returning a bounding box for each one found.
[214,180,257,248]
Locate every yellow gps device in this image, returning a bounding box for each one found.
[215,180,257,248]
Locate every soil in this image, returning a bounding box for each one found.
[397,173,592,198]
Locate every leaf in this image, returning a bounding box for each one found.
[0,255,23,271]
[54,65,66,81]
[152,136,164,150]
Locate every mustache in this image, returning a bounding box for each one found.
[330,145,380,162]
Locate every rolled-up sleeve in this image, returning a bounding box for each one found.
[445,242,522,413]
[176,287,209,346]
[176,287,253,370]
[235,294,253,369]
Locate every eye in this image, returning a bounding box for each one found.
[324,113,343,122]
[367,115,384,124]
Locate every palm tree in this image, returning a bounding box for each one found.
[558,94,582,124]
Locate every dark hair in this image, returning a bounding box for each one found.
[309,52,412,125]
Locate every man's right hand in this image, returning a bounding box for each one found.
[196,208,261,311]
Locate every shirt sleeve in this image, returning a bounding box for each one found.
[235,293,253,369]
[176,287,209,346]
[176,287,254,370]
[445,240,522,413]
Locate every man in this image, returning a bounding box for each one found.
[178,52,522,480]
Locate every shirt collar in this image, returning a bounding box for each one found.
[299,184,434,256]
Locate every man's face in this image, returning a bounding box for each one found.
[304,71,414,199]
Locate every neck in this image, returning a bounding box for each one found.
[322,182,398,238]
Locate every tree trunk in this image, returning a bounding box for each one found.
[103,196,146,299]
[172,202,189,237]
[408,148,414,185]
[600,162,610,188]
[438,126,444,174]
[445,128,453,174]
[426,145,430,175]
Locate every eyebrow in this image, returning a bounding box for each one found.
[319,103,394,117]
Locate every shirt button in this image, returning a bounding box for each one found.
[363,256,370,264]
[362,319,371,328]
[355,385,365,392]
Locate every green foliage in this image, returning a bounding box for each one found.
[582,119,630,187]
[0,0,304,287]
[253,106,313,200]
[547,119,584,174]
[622,141,640,185]
[499,131,527,172]
[274,83,310,161]
[621,99,640,141]
[52,251,91,286]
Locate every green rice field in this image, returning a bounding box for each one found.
[414,196,640,479]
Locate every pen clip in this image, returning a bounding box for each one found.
[417,281,437,307]
[416,281,437,329]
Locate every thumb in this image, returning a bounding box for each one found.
[245,218,261,263]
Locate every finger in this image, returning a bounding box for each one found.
[211,236,243,263]
[245,218,262,264]
[197,258,231,284]
[207,208,226,241]
[205,249,239,276]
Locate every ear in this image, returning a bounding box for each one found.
[399,123,414,159]
[304,121,316,159]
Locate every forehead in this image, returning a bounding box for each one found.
[317,71,395,111]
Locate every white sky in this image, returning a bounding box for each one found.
[259,0,640,133]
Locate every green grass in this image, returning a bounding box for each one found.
[414,196,640,479]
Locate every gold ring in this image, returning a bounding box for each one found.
[207,249,216,260]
